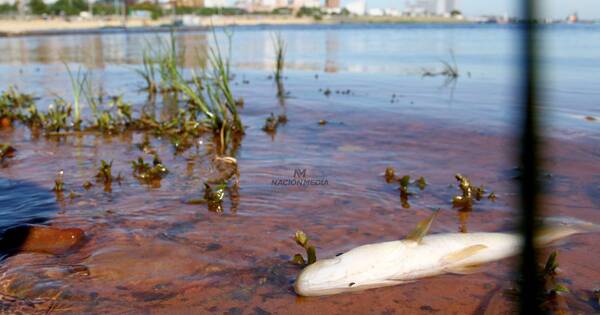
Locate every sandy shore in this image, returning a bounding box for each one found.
[0,15,467,37]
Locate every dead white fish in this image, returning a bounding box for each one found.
[294,213,598,296]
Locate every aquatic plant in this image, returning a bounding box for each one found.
[452,174,494,208]
[134,49,159,93]
[292,230,317,266]
[422,51,459,79]
[505,250,570,311]
[53,170,64,192]
[382,171,428,209]
[0,144,16,162]
[65,63,90,129]
[203,182,227,212]
[131,155,169,184]
[262,113,288,134]
[0,86,34,127]
[43,99,72,133]
[95,160,114,184]
[384,167,396,183]
[89,96,134,134]
[272,33,286,82]
[82,181,93,190]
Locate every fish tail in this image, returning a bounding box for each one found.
[535,217,599,246]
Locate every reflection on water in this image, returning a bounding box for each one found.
[0,178,57,233]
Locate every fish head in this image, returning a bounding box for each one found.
[294,256,350,296]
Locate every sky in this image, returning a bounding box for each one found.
[343,0,600,19]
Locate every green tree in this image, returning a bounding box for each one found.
[50,0,88,16]
[29,0,49,15]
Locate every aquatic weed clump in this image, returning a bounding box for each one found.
[292,230,317,266]
[383,167,427,208]
[262,113,287,134]
[0,144,16,162]
[89,96,134,134]
[505,251,570,312]
[452,173,495,209]
[0,86,34,127]
[131,155,169,185]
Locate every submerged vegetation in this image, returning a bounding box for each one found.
[272,33,286,83]
[383,167,427,208]
[0,143,15,162]
[131,155,169,185]
[292,230,317,266]
[422,52,459,80]
[506,251,570,312]
[452,173,495,210]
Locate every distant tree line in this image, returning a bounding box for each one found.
[0,1,350,19]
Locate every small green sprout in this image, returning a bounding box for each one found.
[262,113,288,134]
[416,176,427,190]
[384,167,395,183]
[399,175,411,194]
[95,160,113,184]
[53,170,64,192]
[452,174,493,208]
[82,181,93,190]
[293,230,317,266]
[203,182,226,213]
[263,113,278,133]
[0,144,16,162]
[131,155,169,184]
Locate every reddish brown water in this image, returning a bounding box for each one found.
[1,26,600,314]
[1,103,599,313]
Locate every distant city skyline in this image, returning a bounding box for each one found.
[346,0,600,19]
[221,0,600,19]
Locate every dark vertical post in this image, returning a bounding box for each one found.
[520,0,541,314]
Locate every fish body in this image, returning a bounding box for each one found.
[294,217,596,297]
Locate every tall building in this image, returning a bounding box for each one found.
[325,0,340,9]
[406,0,456,16]
[437,0,455,15]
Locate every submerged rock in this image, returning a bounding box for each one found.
[0,225,85,256]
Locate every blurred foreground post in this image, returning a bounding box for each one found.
[519,0,542,314]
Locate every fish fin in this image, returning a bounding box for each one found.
[406,210,439,243]
[440,244,487,264]
[445,264,484,275]
[535,217,600,246]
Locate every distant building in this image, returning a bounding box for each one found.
[345,0,365,15]
[325,0,339,9]
[437,0,455,16]
[405,0,456,16]
[204,0,227,7]
[567,12,578,23]
[177,0,204,8]
[291,0,320,9]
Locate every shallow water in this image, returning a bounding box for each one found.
[0,24,599,313]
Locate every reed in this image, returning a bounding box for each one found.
[272,33,286,82]
[64,63,89,129]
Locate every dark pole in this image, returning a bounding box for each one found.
[519,0,542,314]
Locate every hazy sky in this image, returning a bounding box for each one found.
[344,0,600,19]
